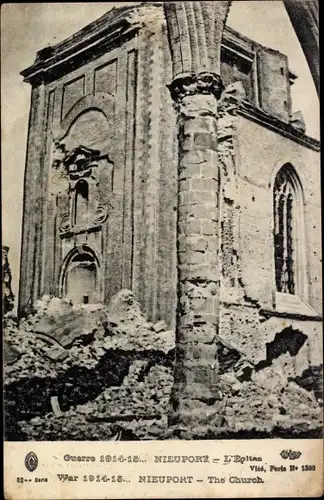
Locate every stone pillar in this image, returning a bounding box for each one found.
[163,1,231,431]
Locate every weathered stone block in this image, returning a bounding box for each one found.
[191,205,215,220]
[184,115,215,134]
[179,93,217,116]
[178,235,208,253]
[201,219,218,235]
[180,264,219,282]
[193,132,216,150]
[290,111,306,133]
[178,219,201,235]
[257,47,291,122]
[185,250,207,266]
[153,320,168,333]
[179,162,201,180]
[182,149,218,170]
[189,178,215,192]
[34,308,98,348]
[181,133,194,152]
[192,342,217,360]
[200,162,219,179]
[178,178,189,192]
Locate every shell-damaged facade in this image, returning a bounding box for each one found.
[19,3,321,420]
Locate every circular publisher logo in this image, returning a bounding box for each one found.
[25,451,38,472]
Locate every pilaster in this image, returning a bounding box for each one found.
[18,81,47,316]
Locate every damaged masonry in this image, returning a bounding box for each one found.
[4,291,322,440]
[4,1,322,440]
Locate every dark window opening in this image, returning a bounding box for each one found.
[273,166,297,294]
[74,179,89,226]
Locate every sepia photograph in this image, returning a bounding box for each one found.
[2,0,322,463]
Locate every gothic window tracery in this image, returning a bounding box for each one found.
[273,164,304,295]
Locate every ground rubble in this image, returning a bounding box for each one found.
[4,291,323,440]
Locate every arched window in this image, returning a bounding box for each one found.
[273,164,305,296]
[74,179,89,226]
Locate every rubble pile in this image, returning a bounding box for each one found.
[4,291,323,440]
[19,363,174,441]
[219,355,322,438]
[4,291,175,440]
[290,364,323,402]
[173,349,323,440]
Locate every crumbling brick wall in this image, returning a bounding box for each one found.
[216,88,322,376]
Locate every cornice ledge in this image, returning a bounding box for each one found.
[236,100,320,151]
[21,17,141,85]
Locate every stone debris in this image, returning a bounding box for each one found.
[4,291,175,440]
[3,340,21,365]
[50,396,63,417]
[152,320,168,333]
[46,344,69,361]
[34,308,99,348]
[291,364,323,401]
[4,291,323,441]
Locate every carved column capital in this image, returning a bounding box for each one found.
[168,72,224,103]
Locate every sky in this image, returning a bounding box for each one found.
[1,1,319,301]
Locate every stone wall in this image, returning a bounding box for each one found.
[220,302,322,368]
[235,114,321,313]
[215,96,322,373]
[257,48,291,122]
[42,39,137,304]
[19,4,178,328]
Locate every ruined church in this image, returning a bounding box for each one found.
[19,3,321,423]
